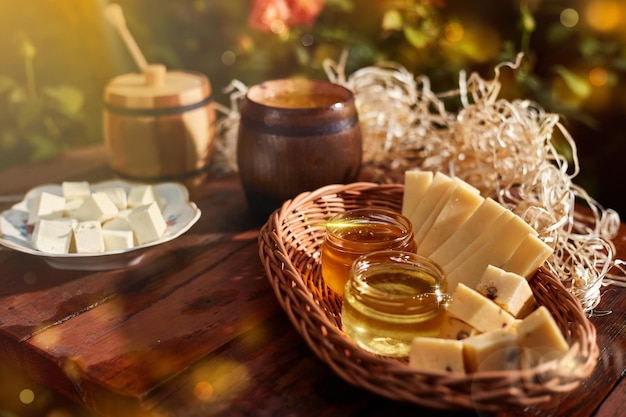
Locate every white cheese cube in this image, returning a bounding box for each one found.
[447,283,516,332]
[127,185,158,208]
[31,218,75,254]
[102,229,135,251]
[102,217,133,231]
[128,201,167,245]
[63,198,84,218]
[475,265,536,318]
[73,221,105,253]
[516,306,569,368]
[62,181,91,200]
[101,187,128,210]
[27,192,66,224]
[75,192,119,222]
[409,337,466,373]
[462,330,521,372]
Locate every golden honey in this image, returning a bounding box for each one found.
[320,208,416,296]
[341,250,449,358]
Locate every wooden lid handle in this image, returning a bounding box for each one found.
[105,3,149,72]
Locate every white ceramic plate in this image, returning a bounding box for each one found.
[0,180,201,270]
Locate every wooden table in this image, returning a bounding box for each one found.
[0,145,624,417]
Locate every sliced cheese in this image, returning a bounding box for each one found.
[462,330,521,372]
[408,172,454,238]
[447,283,516,332]
[475,265,536,318]
[417,181,483,257]
[428,197,505,272]
[444,214,535,290]
[516,306,569,368]
[501,234,553,279]
[409,337,466,373]
[413,178,465,245]
[27,192,66,224]
[401,170,433,219]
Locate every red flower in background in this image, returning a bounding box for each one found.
[248,0,325,33]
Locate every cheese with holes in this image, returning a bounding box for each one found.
[75,192,119,222]
[27,192,66,224]
[417,182,483,257]
[409,337,465,373]
[73,221,105,254]
[501,234,553,279]
[62,181,91,200]
[128,201,167,244]
[475,265,536,318]
[32,218,75,254]
[448,283,516,332]
[463,330,521,372]
[439,313,479,340]
[516,306,569,367]
[402,170,433,219]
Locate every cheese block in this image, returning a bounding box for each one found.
[516,306,569,368]
[408,172,454,237]
[73,221,105,254]
[501,234,553,279]
[417,182,483,257]
[444,214,535,290]
[409,337,466,373]
[438,313,479,340]
[427,198,505,272]
[128,185,158,208]
[62,181,91,200]
[413,178,466,245]
[27,192,66,224]
[401,170,433,219]
[31,218,75,254]
[462,330,521,372]
[128,201,167,245]
[101,187,128,210]
[475,265,536,318]
[102,229,135,251]
[75,192,119,223]
[447,283,516,332]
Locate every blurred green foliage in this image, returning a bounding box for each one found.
[0,0,624,215]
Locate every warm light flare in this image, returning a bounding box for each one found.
[560,8,579,28]
[445,22,464,42]
[585,0,622,31]
[589,67,608,87]
[19,388,35,404]
[194,381,214,402]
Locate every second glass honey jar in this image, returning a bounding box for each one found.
[320,208,416,296]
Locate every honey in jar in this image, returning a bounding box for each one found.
[320,208,416,296]
[341,250,449,357]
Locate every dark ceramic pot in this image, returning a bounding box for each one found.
[237,78,362,221]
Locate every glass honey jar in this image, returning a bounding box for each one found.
[341,250,449,358]
[320,208,416,296]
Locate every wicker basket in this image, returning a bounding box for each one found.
[258,182,599,411]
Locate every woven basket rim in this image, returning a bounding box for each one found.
[258,182,599,411]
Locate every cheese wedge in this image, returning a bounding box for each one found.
[501,234,553,279]
[417,182,483,257]
[401,170,433,219]
[516,306,569,368]
[475,265,536,318]
[409,337,466,373]
[447,283,516,332]
[463,330,521,372]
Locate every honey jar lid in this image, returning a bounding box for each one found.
[104,64,211,110]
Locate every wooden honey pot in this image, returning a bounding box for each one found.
[103,64,216,192]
